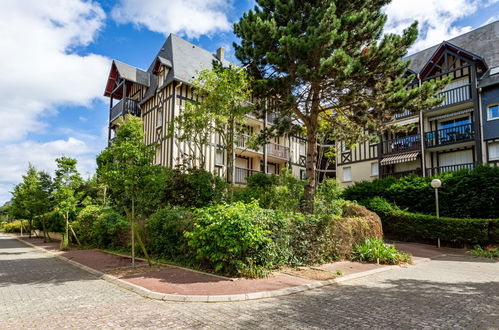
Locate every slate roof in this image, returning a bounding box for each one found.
[141,34,232,103]
[113,60,150,87]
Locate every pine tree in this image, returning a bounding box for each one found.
[234,0,448,212]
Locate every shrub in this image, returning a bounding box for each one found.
[185,201,291,277]
[91,208,129,248]
[146,205,193,260]
[164,169,227,208]
[74,205,103,245]
[1,220,28,233]
[469,245,499,259]
[234,169,304,212]
[288,203,384,265]
[352,238,411,264]
[343,165,499,218]
[314,179,346,216]
[364,197,499,246]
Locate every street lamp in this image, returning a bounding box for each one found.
[431,178,442,248]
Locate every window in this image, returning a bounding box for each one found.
[215,149,224,166]
[489,143,499,161]
[155,146,161,165]
[343,167,352,182]
[487,104,499,121]
[371,163,379,177]
[299,142,306,156]
[157,109,164,127]
[342,142,350,153]
[439,116,470,129]
[300,169,306,180]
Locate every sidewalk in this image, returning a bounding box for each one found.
[10,234,463,302]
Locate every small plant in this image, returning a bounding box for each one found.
[351,238,412,265]
[469,245,499,259]
[336,269,343,276]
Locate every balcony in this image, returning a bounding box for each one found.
[394,109,416,119]
[267,142,290,160]
[110,98,140,122]
[426,163,476,176]
[235,167,261,184]
[382,134,421,155]
[235,134,262,153]
[424,123,474,148]
[381,168,422,179]
[431,84,471,110]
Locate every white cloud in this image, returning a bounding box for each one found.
[0,137,98,204]
[0,0,110,142]
[384,0,480,53]
[111,0,232,38]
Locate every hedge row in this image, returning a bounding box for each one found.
[343,165,499,218]
[364,197,499,246]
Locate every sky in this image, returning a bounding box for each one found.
[0,0,498,204]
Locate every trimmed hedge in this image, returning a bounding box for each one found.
[364,197,498,246]
[343,165,499,218]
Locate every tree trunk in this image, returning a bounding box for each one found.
[41,216,48,243]
[133,223,152,267]
[29,218,32,238]
[303,111,319,213]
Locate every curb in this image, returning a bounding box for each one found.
[8,234,423,303]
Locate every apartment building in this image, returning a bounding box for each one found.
[337,21,499,186]
[103,34,308,183]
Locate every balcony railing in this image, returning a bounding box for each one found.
[110,98,140,122]
[394,109,415,119]
[426,163,476,176]
[267,142,290,159]
[235,134,262,152]
[382,134,421,155]
[235,167,261,184]
[424,123,474,148]
[381,168,422,179]
[432,85,471,109]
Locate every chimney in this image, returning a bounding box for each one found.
[216,47,225,61]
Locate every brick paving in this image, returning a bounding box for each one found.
[0,234,498,329]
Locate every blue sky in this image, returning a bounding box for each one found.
[0,0,498,204]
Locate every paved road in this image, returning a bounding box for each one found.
[0,235,497,329]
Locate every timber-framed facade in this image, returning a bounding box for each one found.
[337,21,499,185]
[103,34,312,183]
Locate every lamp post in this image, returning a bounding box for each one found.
[431,178,442,248]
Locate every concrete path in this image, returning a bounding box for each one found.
[0,235,497,329]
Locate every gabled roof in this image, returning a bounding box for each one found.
[418,41,487,78]
[405,20,499,73]
[104,60,150,97]
[141,34,232,103]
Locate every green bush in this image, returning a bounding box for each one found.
[165,169,226,208]
[185,201,292,277]
[469,245,499,259]
[1,220,28,233]
[146,205,193,260]
[91,208,129,248]
[74,205,103,245]
[314,179,346,216]
[234,169,304,212]
[364,197,498,246]
[343,165,499,218]
[351,238,411,264]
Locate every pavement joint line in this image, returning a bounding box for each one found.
[8,234,427,303]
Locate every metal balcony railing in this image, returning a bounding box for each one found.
[424,123,474,148]
[267,142,290,159]
[433,85,471,109]
[382,134,421,155]
[380,168,422,179]
[110,98,140,122]
[234,167,261,184]
[426,163,476,176]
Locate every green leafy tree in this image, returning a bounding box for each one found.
[53,157,82,249]
[168,64,252,183]
[10,165,53,239]
[234,0,448,211]
[97,116,164,266]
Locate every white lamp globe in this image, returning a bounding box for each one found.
[431,179,442,189]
